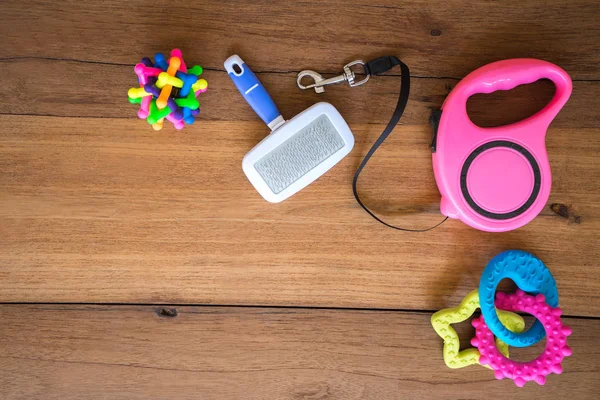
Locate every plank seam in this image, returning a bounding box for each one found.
[0,301,598,320]
[1,56,597,82]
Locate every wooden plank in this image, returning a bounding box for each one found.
[0,304,598,400]
[1,116,599,315]
[2,0,599,79]
[1,58,598,128]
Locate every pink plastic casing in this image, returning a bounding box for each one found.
[432,59,572,232]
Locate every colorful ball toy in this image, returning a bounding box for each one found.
[431,250,572,387]
[128,49,208,131]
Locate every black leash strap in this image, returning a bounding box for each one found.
[352,56,448,231]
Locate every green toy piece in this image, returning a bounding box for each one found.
[128,96,142,105]
[147,100,172,125]
[174,91,199,110]
[187,65,203,76]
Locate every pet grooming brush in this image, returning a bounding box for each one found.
[224,55,354,203]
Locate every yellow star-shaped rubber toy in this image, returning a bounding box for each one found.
[431,289,525,369]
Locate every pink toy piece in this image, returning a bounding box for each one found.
[135,64,163,84]
[138,96,151,119]
[134,73,151,119]
[138,72,152,119]
[137,74,148,86]
[432,59,572,232]
[135,74,151,119]
[171,49,187,72]
[136,71,147,87]
[471,290,572,387]
[166,112,185,130]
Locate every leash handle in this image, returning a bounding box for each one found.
[445,58,572,133]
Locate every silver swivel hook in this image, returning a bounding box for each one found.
[297,60,370,93]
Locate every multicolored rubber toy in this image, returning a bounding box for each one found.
[431,250,572,387]
[128,49,208,131]
[431,59,572,232]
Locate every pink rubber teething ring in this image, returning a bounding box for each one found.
[471,290,572,387]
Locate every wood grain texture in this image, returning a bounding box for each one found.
[2,0,599,79]
[1,58,599,129]
[1,1,600,398]
[1,116,599,315]
[1,305,598,400]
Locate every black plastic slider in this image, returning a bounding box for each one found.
[429,110,442,153]
[366,56,400,75]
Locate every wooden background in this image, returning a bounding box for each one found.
[1,0,599,398]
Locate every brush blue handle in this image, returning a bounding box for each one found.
[224,55,282,128]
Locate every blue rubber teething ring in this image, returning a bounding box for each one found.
[479,250,558,348]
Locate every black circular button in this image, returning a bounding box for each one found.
[460,141,541,220]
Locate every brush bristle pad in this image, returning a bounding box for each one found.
[254,114,344,194]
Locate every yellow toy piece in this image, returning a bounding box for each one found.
[431,289,525,369]
[157,57,181,110]
[156,72,184,89]
[127,87,151,99]
[191,78,208,93]
[152,118,164,131]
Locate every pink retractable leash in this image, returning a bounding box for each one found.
[300,58,572,232]
[432,59,572,232]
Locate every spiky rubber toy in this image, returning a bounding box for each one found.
[471,290,572,387]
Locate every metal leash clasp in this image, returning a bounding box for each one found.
[297,60,370,93]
